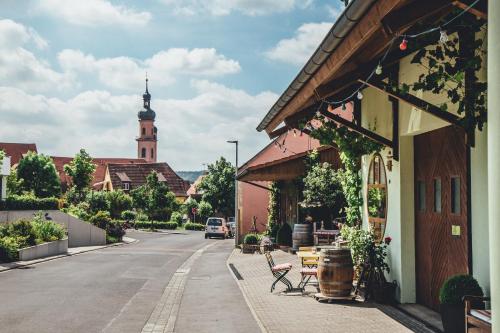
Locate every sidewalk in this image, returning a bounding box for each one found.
[228,249,436,333]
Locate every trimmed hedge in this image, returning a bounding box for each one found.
[0,195,59,211]
[184,222,205,231]
[134,221,179,230]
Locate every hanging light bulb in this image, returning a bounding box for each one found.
[439,29,448,44]
[399,38,408,51]
[342,103,346,111]
[327,104,334,113]
[375,64,383,75]
[293,129,297,137]
[357,91,363,100]
[315,111,321,118]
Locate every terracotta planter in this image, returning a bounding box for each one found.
[441,304,465,333]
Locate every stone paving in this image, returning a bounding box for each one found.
[228,249,437,333]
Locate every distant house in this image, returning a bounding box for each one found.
[186,173,207,201]
[103,162,189,202]
[0,142,37,167]
[0,156,11,200]
[51,156,146,191]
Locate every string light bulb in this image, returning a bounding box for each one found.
[315,111,321,118]
[375,64,383,75]
[341,103,346,111]
[399,38,408,51]
[327,104,334,113]
[439,29,449,44]
[293,129,297,137]
[357,91,363,100]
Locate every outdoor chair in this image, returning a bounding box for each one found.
[264,252,293,292]
[298,267,318,291]
[464,296,491,333]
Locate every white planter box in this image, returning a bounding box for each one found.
[18,238,68,261]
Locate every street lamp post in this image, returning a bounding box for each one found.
[227,140,239,246]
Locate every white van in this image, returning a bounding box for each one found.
[204,217,228,239]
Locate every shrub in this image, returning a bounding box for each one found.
[63,202,91,221]
[184,222,205,231]
[243,234,259,245]
[170,211,183,225]
[31,219,66,243]
[276,223,292,246]
[0,194,59,211]
[106,190,133,219]
[0,236,20,261]
[89,211,112,230]
[5,219,37,248]
[439,275,484,305]
[106,220,125,243]
[165,221,179,230]
[121,210,137,222]
[85,191,109,213]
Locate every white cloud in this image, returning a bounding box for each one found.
[265,22,332,66]
[36,0,152,27]
[0,19,71,94]
[326,4,343,20]
[0,83,278,169]
[58,48,241,91]
[161,0,312,16]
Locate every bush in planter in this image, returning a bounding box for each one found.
[276,223,292,247]
[439,274,483,333]
[243,234,259,245]
[0,236,20,261]
[4,219,37,248]
[32,219,66,243]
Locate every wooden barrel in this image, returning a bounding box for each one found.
[317,248,354,297]
[292,224,313,250]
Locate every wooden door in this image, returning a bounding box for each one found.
[414,125,469,311]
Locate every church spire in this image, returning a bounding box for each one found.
[143,74,151,109]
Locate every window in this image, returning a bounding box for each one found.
[417,181,426,211]
[151,128,154,135]
[123,182,130,191]
[142,127,146,135]
[141,148,146,158]
[367,154,388,242]
[451,177,461,214]
[207,218,222,226]
[151,148,154,159]
[434,178,442,213]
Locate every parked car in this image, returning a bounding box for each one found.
[226,221,236,238]
[204,217,228,239]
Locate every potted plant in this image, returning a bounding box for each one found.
[242,234,259,254]
[439,274,483,333]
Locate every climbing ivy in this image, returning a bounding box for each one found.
[266,181,281,238]
[311,119,382,226]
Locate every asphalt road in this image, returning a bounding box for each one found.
[0,231,260,333]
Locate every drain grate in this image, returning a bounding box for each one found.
[228,263,243,280]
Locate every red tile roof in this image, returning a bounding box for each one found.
[107,162,189,197]
[51,156,147,189]
[0,142,38,166]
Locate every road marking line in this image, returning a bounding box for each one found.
[141,242,215,333]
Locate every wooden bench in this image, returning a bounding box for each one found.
[465,296,491,333]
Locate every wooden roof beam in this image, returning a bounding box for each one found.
[268,126,289,139]
[359,78,462,126]
[452,0,487,20]
[318,108,393,148]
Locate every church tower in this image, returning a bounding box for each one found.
[136,77,157,163]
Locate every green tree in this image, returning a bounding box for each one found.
[0,150,5,167]
[198,201,213,222]
[63,149,96,200]
[7,168,23,196]
[301,161,345,220]
[106,190,133,219]
[16,151,61,198]
[198,157,235,217]
[131,172,178,223]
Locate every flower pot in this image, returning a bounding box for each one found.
[441,303,465,333]
[373,281,396,304]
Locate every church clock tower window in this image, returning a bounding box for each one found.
[136,77,158,163]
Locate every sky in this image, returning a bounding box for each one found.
[0,0,343,171]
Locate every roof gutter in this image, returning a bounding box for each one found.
[256,0,377,132]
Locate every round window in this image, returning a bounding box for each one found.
[367,154,388,242]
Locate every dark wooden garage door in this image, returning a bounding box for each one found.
[414,125,469,311]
